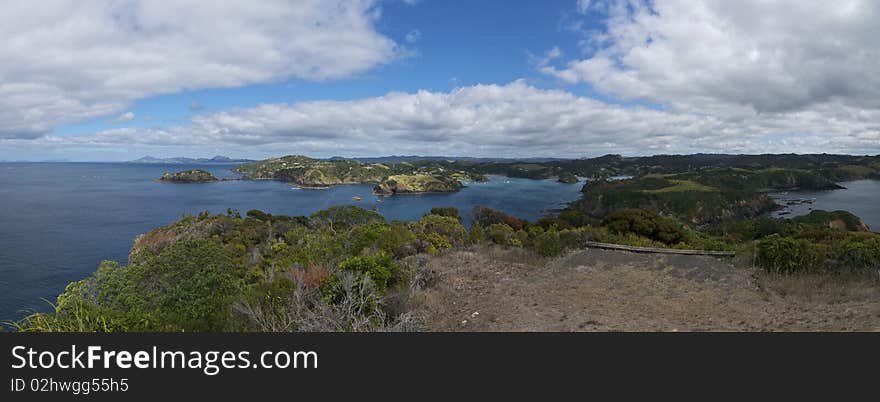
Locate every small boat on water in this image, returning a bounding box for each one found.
[352,196,362,201]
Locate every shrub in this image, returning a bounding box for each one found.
[468,223,487,244]
[486,223,517,246]
[347,221,390,255]
[246,209,272,221]
[48,240,244,332]
[533,228,565,257]
[831,233,880,274]
[428,207,461,221]
[600,208,684,245]
[416,214,468,247]
[473,206,527,231]
[421,232,452,255]
[310,206,385,231]
[378,222,418,258]
[757,234,826,274]
[337,253,399,293]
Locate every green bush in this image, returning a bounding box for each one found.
[468,223,487,244]
[378,222,418,257]
[486,223,519,246]
[601,209,684,245]
[46,240,244,332]
[246,209,272,221]
[831,233,880,274]
[428,207,461,221]
[417,214,468,247]
[533,228,565,257]
[337,253,399,293]
[536,210,594,230]
[348,221,391,255]
[310,206,385,231]
[757,234,826,274]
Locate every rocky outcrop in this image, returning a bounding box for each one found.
[373,175,463,195]
[159,169,219,183]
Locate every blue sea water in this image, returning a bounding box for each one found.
[0,162,586,322]
[767,180,880,231]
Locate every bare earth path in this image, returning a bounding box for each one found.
[417,247,880,331]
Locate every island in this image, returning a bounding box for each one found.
[233,155,485,193]
[373,174,464,195]
[159,169,219,183]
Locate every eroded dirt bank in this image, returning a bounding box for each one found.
[412,247,880,331]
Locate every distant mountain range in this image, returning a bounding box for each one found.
[128,155,255,164]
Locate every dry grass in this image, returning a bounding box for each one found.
[418,247,880,331]
[757,272,880,304]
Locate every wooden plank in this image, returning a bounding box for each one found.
[582,241,736,257]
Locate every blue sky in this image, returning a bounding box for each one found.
[1,0,879,161]
[54,0,597,138]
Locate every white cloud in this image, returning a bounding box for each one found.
[3,1,879,159]
[405,29,422,43]
[576,0,593,14]
[0,0,397,139]
[530,46,563,68]
[116,112,135,123]
[544,0,880,116]
[6,81,878,160]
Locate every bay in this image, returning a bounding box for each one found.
[0,162,584,321]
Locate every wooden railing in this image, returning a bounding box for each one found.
[582,241,736,257]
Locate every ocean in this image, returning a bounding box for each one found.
[0,162,585,321]
[767,180,880,231]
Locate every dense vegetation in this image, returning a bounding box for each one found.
[386,153,880,182]
[18,201,878,333]
[373,174,464,195]
[233,155,486,190]
[159,169,219,183]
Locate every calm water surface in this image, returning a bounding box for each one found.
[0,162,585,321]
[768,179,879,231]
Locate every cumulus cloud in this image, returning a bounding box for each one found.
[543,0,880,116]
[576,0,593,14]
[6,81,878,159]
[3,0,878,159]
[0,0,397,139]
[116,112,135,123]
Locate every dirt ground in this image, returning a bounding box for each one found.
[413,246,880,331]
